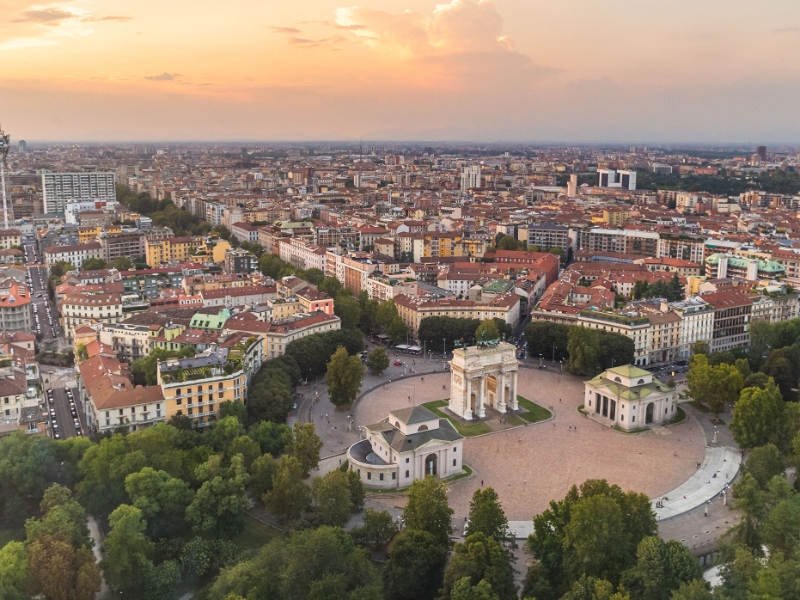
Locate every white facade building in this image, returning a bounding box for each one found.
[42,172,117,214]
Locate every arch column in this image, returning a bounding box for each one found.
[509,370,519,411]
[496,370,507,413]
[475,375,486,419]
[464,377,473,421]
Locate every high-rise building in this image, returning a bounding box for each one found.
[18,140,26,153]
[567,173,577,198]
[597,168,637,190]
[41,172,116,214]
[756,146,767,161]
[460,165,481,191]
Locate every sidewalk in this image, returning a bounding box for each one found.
[652,446,741,521]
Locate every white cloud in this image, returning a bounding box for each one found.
[335,0,514,57]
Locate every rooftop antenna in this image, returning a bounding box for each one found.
[358,138,362,190]
[0,125,9,230]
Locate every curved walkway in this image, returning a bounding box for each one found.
[652,445,741,521]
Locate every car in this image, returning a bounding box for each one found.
[49,408,55,416]
[393,361,402,366]
[49,397,54,405]
[54,432,61,439]
[74,419,81,429]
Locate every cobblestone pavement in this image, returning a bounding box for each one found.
[353,367,706,520]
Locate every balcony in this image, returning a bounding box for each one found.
[186,400,215,409]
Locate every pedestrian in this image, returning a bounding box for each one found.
[481,480,484,487]
[574,426,577,431]
[559,398,561,403]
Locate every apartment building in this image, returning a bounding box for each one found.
[577,310,652,366]
[231,222,260,244]
[42,172,116,214]
[99,323,151,361]
[423,232,463,258]
[79,354,165,434]
[224,249,259,274]
[102,233,145,263]
[145,236,202,266]
[670,297,714,358]
[705,254,785,281]
[0,229,22,250]
[44,242,103,269]
[61,290,123,340]
[295,287,335,315]
[701,291,752,352]
[656,233,706,264]
[158,347,246,428]
[224,310,341,359]
[579,228,659,257]
[394,293,520,339]
[279,237,326,271]
[525,223,571,252]
[0,280,32,332]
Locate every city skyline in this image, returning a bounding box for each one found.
[3,0,800,142]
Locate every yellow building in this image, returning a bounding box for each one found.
[423,232,463,258]
[602,209,631,226]
[212,240,232,263]
[79,226,102,243]
[267,297,302,320]
[158,342,262,428]
[145,236,203,266]
[461,238,487,259]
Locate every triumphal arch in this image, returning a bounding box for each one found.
[448,339,519,420]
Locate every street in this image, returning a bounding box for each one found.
[45,385,84,440]
[25,244,63,343]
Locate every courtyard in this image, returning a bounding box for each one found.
[354,367,706,520]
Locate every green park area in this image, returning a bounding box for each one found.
[422,396,551,437]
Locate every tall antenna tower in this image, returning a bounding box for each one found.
[357,138,362,190]
[0,125,9,230]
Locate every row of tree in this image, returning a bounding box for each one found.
[0,408,334,600]
[418,316,513,352]
[630,274,685,302]
[524,321,636,377]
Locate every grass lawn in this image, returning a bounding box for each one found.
[668,407,687,425]
[233,515,282,551]
[422,400,492,436]
[577,404,588,416]
[516,396,552,423]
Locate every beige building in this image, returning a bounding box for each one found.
[61,290,123,340]
[394,293,520,339]
[584,365,678,431]
[348,406,464,489]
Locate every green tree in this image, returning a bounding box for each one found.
[248,453,278,499]
[742,444,784,489]
[81,258,106,271]
[287,422,323,476]
[686,354,743,417]
[466,487,512,547]
[387,315,409,345]
[219,399,248,423]
[319,276,343,297]
[25,485,91,550]
[325,346,364,408]
[112,256,133,271]
[748,319,773,370]
[669,579,713,600]
[311,470,353,527]
[263,455,311,521]
[376,299,399,332]
[142,559,181,600]
[403,476,454,549]
[185,454,250,537]
[383,530,448,600]
[475,319,501,343]
[566,327,601,376]
[451,578,502,600]
[620,536,702,600]
[102,504,154,593]
[498,236,521,251]
[549,246,565,264]
[350,508,398,551]
[26,536,101,600]
[247,380,293,424]
[248,420,291,456]
[730,383,784,448]
[0,541,28,594]
[347,469,366,512]
[124,467,194,537]
[691,340,709,356]
[367,346,390,375]
[131,347,194,386]
[304,268,325,285]
[334,293,361,330]
[440,532,517,600]
[226,435,261,471]
[761,350,798,400]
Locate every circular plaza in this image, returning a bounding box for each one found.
[353,367,706,520]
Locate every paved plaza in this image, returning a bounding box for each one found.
[353,367,707,520]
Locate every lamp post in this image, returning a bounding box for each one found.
[539,353,543,367]
[443,337,446,357]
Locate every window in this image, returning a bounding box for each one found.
[119,409,124,415]
[367,472,371,480]
[405,457,409,463]
[176,389,181,396]
[632,416,635,422]
[405,470,409,478]
[177,410,182,416]
[379,473,384,481]
[453,459,457,466]
[176,398,182,405]
[453,447,457,452]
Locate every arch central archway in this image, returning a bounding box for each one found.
[645,402,654,424]
[425,453,437,476]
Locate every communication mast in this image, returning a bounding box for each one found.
[0,125,10,230]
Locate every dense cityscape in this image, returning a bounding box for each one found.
[0,136,798,600]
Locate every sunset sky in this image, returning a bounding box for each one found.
[2,0,800,142]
